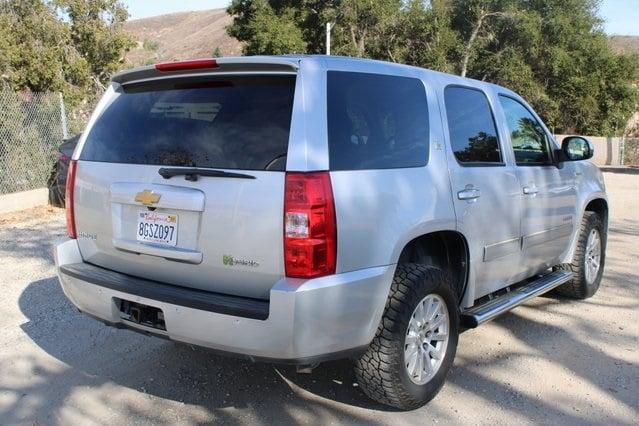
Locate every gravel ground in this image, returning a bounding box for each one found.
[0,173,637,425]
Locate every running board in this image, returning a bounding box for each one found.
[460,270,573,328]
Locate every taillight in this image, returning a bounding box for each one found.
[155,59,219,72]
[284,172,337,278]
[65,160,77,239]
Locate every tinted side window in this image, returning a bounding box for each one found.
[444,86,502,164]
[80,76,295,171]
[327,71,429,171]
[498,95,552,165]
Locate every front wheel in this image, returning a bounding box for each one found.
[555,211,606,299]
[354,264,459,410]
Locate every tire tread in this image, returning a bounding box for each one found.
[556,211,605,299]
[354,264,457,410]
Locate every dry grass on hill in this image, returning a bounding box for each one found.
[123,8,242,67]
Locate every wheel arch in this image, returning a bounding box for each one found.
[584,198,608,229]
[561,194,609,264]
[396,230,470,305]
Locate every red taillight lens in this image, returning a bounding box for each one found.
[65,160,77,239]
[284,172,337,278]
[155,59,219,72]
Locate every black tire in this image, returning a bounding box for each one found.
[48,184,65,208]
[354,264,459,410]
[555,211,606,299]
[47,164,65,208]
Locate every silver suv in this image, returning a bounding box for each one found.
[55,56,608,409]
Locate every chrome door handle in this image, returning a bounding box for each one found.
[522,186,538,195]
[458,188,481,201]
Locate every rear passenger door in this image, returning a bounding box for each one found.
[497,95,577,273]
[440,85,524,299]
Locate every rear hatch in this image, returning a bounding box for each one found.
[73,67,297,300]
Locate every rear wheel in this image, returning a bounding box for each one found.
[555,211,605,299]
[354,264,459,410]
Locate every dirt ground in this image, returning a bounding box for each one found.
[0,172,637,425]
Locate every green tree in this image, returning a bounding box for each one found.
[328,0,402,58]
[0,0,88,94]
[53,0,134,89]
[227,0,340,55]
[0,0,133,132]
[391,0,457,72]
[227,0,308,54]
[449,0,518,77]
[453,0,639,135]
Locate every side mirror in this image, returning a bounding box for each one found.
[560,136,594,162]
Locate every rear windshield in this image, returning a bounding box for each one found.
[80,75,296,171]
[327,71,429,171]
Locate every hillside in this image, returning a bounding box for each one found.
[123,8,242,66]
[610,36,639,55]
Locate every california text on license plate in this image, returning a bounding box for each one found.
[136,211,178,246]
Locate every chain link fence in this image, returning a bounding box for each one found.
[0,91,67,195]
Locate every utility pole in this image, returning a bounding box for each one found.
[59,92,68,139]
[326,22,334,55]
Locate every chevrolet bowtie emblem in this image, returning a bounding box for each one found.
[135,190,161,206]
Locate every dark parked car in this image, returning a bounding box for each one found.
[48,134,79,207]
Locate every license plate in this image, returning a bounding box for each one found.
[136,211,178,246]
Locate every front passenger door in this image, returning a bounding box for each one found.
[497,95,577,274]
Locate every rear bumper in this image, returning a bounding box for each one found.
[55,239,394,363]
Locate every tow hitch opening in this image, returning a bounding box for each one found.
[117,298,166,331]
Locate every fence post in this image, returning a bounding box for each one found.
[59,92,68,140]
[620,137,625,166]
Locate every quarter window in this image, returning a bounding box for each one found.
[327,71,429,171]
[444,86,502,164]
[498,95,553,165]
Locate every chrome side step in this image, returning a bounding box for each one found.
[460,270,573,328]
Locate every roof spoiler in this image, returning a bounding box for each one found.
[111,56,300,85]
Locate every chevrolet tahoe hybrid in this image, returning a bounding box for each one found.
[55,56,608,409]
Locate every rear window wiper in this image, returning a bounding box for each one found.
[158,167,256,181]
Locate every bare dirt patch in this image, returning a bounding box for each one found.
[0,205,64,227]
